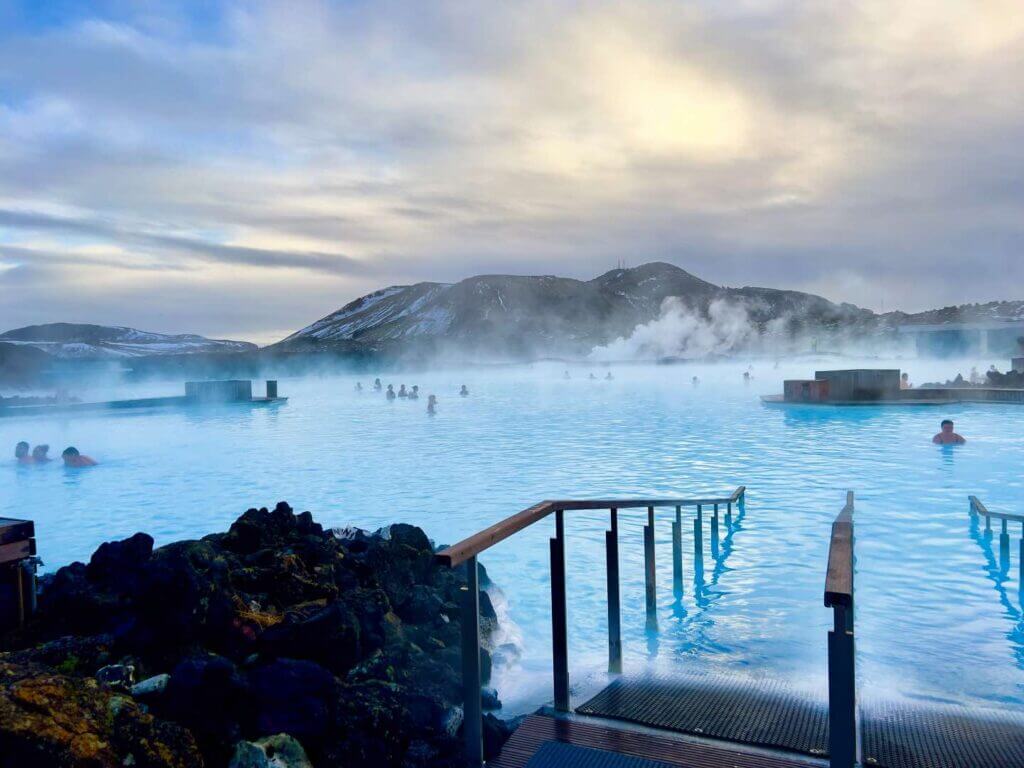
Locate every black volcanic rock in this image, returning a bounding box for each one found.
[3,503,509,767]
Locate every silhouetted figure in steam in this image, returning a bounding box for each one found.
[386,384,396,400]
[691,376,700,387]
[460,385,469,397]
[605,372,613,380]
[933,419,966,445]
[969,367,981,385]
[373,378,382,392]
[15,442,32,465]
[563,370,571,380]
[427,395,437,415]
[409,385,419,400]
[32,445,51,463]
[901,372,912,389]
[398,384,408,398]
[355,382,363,392]
[589,373,597,380]
[62,447,97,467]
[742,371,751,385]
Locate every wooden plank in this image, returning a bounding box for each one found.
[489,714,817,768]
[0,539,34,566]
[824,492,854,607]
[0,518,34,545]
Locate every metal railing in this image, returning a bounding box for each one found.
[824,491,859,768]
[970,495,1024,592]
[436,486,746,766]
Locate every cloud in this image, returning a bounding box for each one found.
[0,0,1023,341]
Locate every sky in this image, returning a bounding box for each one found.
[1,0,1022,345]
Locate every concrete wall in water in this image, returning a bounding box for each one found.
[814,369,901,401]
[184,380,253,402]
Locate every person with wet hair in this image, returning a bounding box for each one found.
[398,384,408,398]
[409,385,419,400]
[460,385,469,397]
[31,444,51,463]
[373,378,382,391]
[62,446,97,467]
[386,384,396,400]
[355,382,363,392]
[427,394,437,415]
[15,442,32,464]
[933,419,966,445]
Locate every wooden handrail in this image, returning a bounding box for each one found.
[824,491,855,608]
[969,495,1024,523]
[436,488,745,567]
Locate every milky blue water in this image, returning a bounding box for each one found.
[2,358,1023,715]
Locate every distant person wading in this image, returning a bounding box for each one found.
[933,419,966,445]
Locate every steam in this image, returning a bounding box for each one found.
[590,297,758,361]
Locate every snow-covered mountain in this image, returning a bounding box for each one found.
[0,323,256,360]
[274,262,874,359]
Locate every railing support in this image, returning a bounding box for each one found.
[726,501,733,528]
[644,506,657,631]
[551,509,570,712]
[460,556,483,767]
[828,603,860,768]
[1000,519,1011,572]
[710,504,720,559]
[672,505,683,598]
[693,514,704,571]
[606,508,622,674]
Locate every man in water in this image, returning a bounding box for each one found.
[62,447,97,467]
[933,419,966,445]
[15,442,32,464]
[460,385,469,396]
[409,385,419,400]
[386,384,396,400]
[398,384,408,398]
[373,378,382,391]
[901,372,912,389]
[355,382,363,392]
[427,394,437,415]
[32,444,51,463]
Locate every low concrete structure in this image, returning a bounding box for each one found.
[185,379,253,402]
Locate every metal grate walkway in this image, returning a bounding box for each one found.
[575,674,1024,768]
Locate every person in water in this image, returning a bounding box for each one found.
[409,385,420,400]
[692,376,700,386]
[15,441,32,464]
[62,446,97,467]
[900,372,912,389]
[742,371,751,384]
[427,394,437,415]
[398,384,408,398]
[933,419,966,445]
[32,444,51,463]
[563,370,571,380]
[605,372,613,380]
[355,382,363,392]
[373,378,382,391]
[588,373,596,380]
[386,384,396,400]
[460,385,469,397]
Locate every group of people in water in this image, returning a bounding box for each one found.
[14,441,97,467]
[355,378,470,414]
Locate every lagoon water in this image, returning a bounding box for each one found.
[3,358,1024,714]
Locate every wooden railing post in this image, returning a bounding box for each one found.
[551,509,570,711]
[460,556,483,767]
[644,506,657,631]
[710,503,720,559]
[606,508,622,674]
[825,491,859,768]
[672,505,683,598]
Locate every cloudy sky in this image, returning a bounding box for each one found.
[1,1,1022,344]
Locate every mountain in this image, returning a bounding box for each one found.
[0,323,257,360]
[274,262,877,360]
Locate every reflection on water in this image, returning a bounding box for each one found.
[3,358,1024,712]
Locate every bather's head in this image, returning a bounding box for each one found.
[15,441,29,459]
[940,419,954,434]
[62,446,80,458]
[32,444,49,460]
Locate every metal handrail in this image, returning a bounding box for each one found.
[436,486,746,766]
[970,495,1024,524]
[436,487,746,567]
[824,491,855,608]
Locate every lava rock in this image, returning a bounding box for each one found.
[229,733,313,768]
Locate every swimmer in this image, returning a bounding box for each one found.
[355,382,363,392]
[933,419,966,445]
[62,446,97,467]
[427,394,437,415]
[460,385,469,397]
[900,372,912,390]
[742,371,751,384]
[691,376,700,387]
[409,385,420,400]
[374,378,383,391]
[589,373,597,380]
[386,384,396,400]
[15,441,32,464]
[605,372,613,381]
[32,444,51,463]
[398,384,408,398]
[563,370,571,380]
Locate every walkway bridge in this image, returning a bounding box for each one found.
[438,490,1024,768]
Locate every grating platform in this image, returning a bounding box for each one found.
[526,742,677,768]
[576,674,1024,768]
